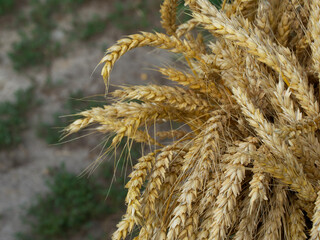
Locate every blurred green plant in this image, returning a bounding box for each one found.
[9,0,86,71]
[107,1,149,31]
[37,90,105,144]
[9,0,160,70]
[0,0,15,16]
[9,29,60,70]
[209,0,224,8]
[72,14,107,40]
[72,0,152,41]
[15,164,124,240]
[0,86,38,149]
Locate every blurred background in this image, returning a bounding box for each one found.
[0,0,171,239]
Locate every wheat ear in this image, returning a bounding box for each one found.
[196,173,222,240]
[258,185,287,240]
[160,0,178,35]
[112,85,212,113]
[209,140,256,240]
[100,32,200,89]
[167,115,222,239]
[255,0,272,35]
[286,199,306,240]
[311,189,320,240]
[309,0,320,77]
[232,86,316,202]
[276,1,294,46]
[195,0,319,117]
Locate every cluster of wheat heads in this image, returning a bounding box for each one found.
[65,0,320,239]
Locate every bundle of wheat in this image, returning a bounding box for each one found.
[66,0,320,239]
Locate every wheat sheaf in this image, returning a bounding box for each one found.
[66,0,320,239]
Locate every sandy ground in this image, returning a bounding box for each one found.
[0,1,171,239]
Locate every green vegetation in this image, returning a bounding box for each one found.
[209,0,224,8]
[9,2,57,70]
[37,90,105,144]
[0,86,38,149]
[8,0,159,70]
[72,15,107,40]
[0,0,15,16]
[9,29,60,70]
[107,1,149,31]
[30,0,85,14]
[9,0,86,71]
[73,0,152,41]
[15,164,127,240]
